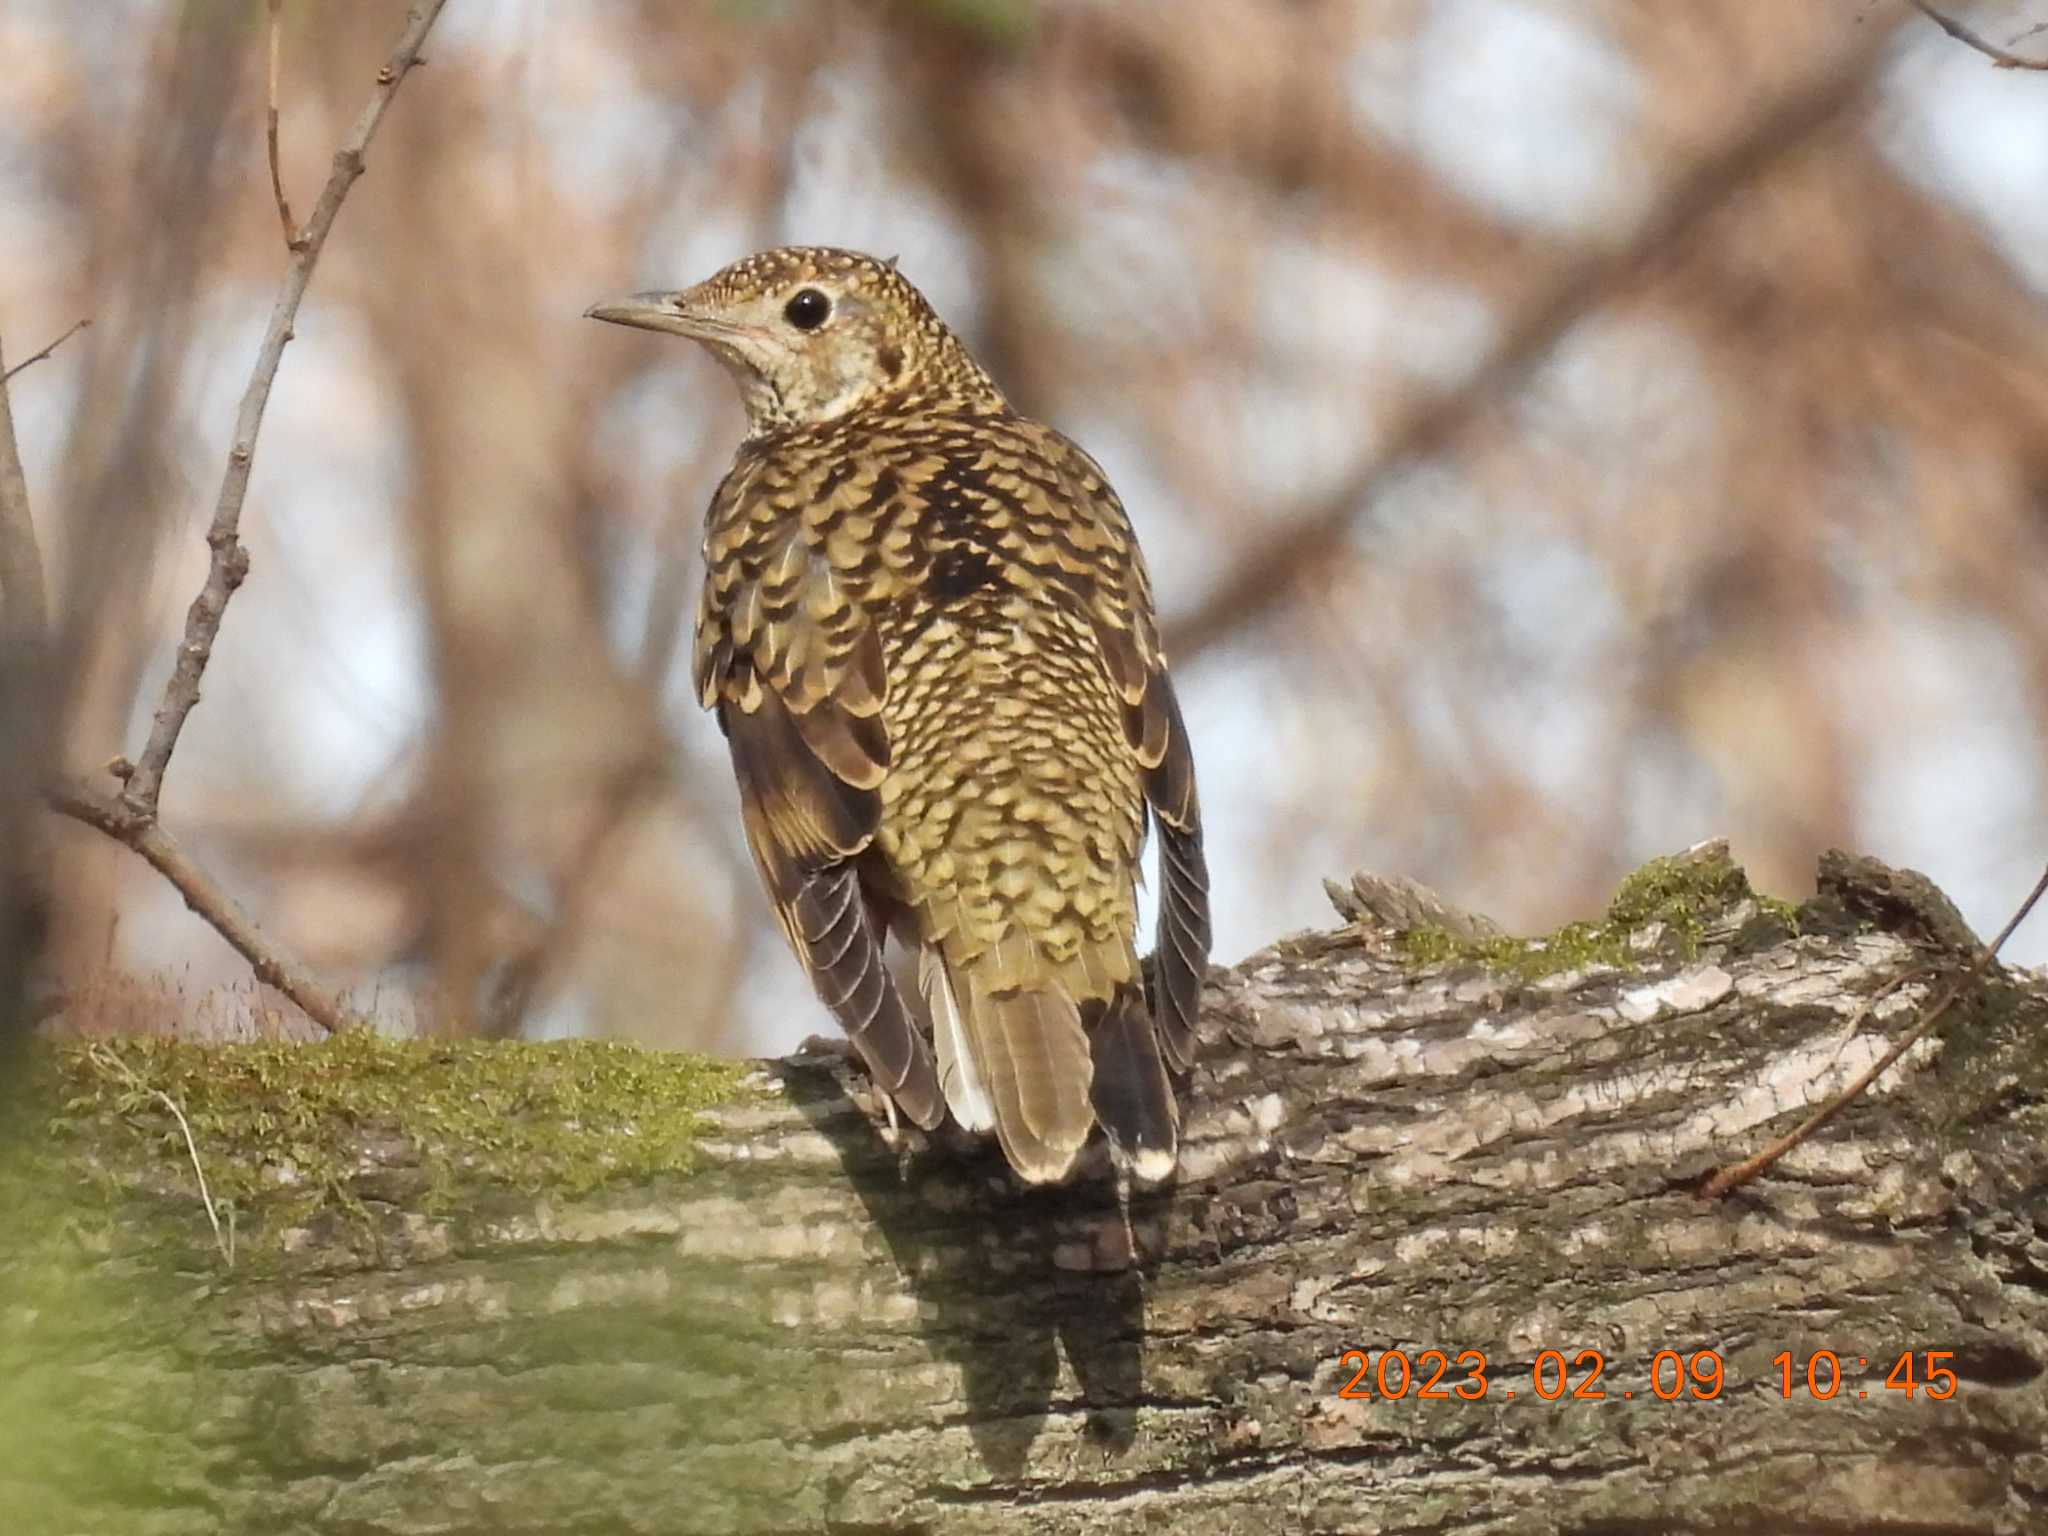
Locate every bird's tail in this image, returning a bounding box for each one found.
[924,933,1177,1184]
[1083,980,1180,1183]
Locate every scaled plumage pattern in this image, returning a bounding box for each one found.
[587,247,1210,1183]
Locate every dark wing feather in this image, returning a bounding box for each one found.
[724,680,941,1127]
[700,478,941,1128]
[1043,431,1212,1072]
[1136,674,1209,1070]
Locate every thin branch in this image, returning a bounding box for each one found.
[120,0,450,819]
[1828,962,1930,1053]
[0,337,49,637]
[265,0,302,248]
[1165,13,1907,661]
[0,317,91,384]
[87,1042,234,1267]
[1702,861,2048,1199]
[49,780,362,1036]
[1909,1,2048,69]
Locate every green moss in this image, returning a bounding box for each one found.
[1398,848,1793,981]
[1398,925,1555,975]
[1604,850,1753,942]
[1398,917,1635,982]
[722,0,1035,43]
[32,1034,747,1253]
[1755,893,1802,926]
[916,0,1037,44]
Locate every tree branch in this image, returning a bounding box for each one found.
[265,0,302,249]
[1910,1,2048,70]
[119,0,450,818]
[34,2,450,1037]
[1166,11,1907,661]
[0,317,91,385]
[11,846,2046,1532]
[47,781,362,1035]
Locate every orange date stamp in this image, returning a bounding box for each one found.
[1333,1348,1960,1402]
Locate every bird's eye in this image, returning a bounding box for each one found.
[783,288,832,331]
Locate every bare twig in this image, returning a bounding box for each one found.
[49,780,362,1035]
[120,0,450,819]
[1909,2,2048,69]
[265,0,301,248]
[1829,962,1930,1052]
[0,317,91,384]
[1703,861,2048,1199]
[1166,13,1907,660]
[43,2,449,1038]
[0,337,49,637]
[87,1042,234,1267]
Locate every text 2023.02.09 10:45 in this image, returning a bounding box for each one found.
[1335,1348,1960,1402]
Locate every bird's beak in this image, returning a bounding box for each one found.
[583,291,751,342]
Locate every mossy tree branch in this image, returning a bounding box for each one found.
[6,846,2047,1534]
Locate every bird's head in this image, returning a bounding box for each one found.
[585,246,1004,435]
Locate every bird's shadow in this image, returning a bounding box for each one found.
[774,1057,1169,1478]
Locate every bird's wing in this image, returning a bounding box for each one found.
[1043,431,1213,1072]
[694,472,943,1128]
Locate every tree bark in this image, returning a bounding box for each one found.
[6,843,2047,1534]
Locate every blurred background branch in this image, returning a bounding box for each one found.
[1165,6,1905,659]
[0,339,48,638]
[0,331,53,1053]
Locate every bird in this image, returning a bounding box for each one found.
[586,246,1209,1184]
